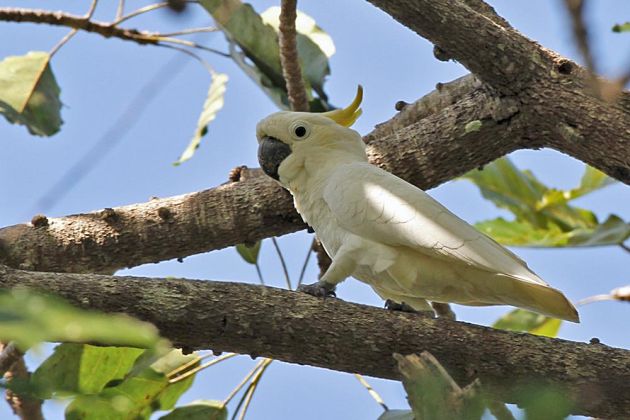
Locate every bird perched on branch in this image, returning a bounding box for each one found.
[256,86,579,322]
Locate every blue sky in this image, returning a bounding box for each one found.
[1,1,629,419]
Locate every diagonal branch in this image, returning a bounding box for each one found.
[0,7,162,45]
[0,264,628,419]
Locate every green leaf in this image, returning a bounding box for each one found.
[200,0,332,110]
[476,215,629,247]
[462,158,548,225]
[160,400,227,420]
[66,349,198,420]
[493,309,562,337]
[174,72,228,165]
[537,166,615,209]
[612,22,630,32]
[474,218,568,247]
[567,214,630,246]
[0,51,63,136]
[377,409,414,420]
[463,157,628,248]
[236,241,261,264]
[464,120,482,133]
[0,289,163,349]
[31,344,144,398]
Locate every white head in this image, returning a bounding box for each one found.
[256,86,366,186]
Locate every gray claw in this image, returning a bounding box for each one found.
[297,282,336,298]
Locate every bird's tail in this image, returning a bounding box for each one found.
[495,275,580,322]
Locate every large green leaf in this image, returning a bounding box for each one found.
[31,344,144,398]
[66,349,197,420]
[0,289,163,349]
[462,158,628,247]
[200,0,332,110]
[174,72,228,165]
[475,215,629,247]
[236,241,262,264]
[493,309,562,338]
[160,400,227,420]
[0,51,62,136]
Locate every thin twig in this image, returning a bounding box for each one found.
[271,237,292,290]
[234,359,273,420]
[112,1,198,25]
[621,243,630,254]
[159,26,218,37]
[50,0,99,57]
[254,263,265,286]
[0,7,160,45]
[353,374,389,412]
[169,352,237,384]
[278,0,309,111]
[115,0,125,21]
[297,238,315,288]
[157,43,215,73]
[223,359,267,406]
[85,0,99,17]
[49,28,78,57]
[563,0,596,73]
[156,36,230,57]
[576,294,614,306]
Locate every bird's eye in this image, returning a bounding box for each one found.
[290,121,311,140]
[294,126,307,137]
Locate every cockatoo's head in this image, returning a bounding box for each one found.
[256,86,365,184]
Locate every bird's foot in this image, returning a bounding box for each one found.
[297,282,336,298]
[384,299,417,313]
[385,300,435,318]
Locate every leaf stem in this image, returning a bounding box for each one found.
[271,237,292,290]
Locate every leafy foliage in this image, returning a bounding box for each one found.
[462,157,628,247]
[493,309,562,337]
[0,51,62,136]
[200,0,333,110]
[65,349,198,419]
[236,241,262,264]
[32,344,144,398]
[160,400,227,420]
[612,22,630,32]
[175,72,229,165]
[0,289,163,349]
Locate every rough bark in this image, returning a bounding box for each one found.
[0,80,523,273]
[0,7,161,45]
[366,0,629,183]
[0,265,628,419]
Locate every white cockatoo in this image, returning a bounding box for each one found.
[256,87,579,322]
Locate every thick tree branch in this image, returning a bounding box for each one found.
[0,342,43,420]
[365,0,549,95]
[0,81,520,273]
[0,265,628,419]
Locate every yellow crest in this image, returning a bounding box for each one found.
[321,85,363,127]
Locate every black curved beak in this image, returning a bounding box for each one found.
[258,136,292,180]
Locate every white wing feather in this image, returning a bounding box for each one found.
[323,162,546,285]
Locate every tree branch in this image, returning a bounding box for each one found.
[278,0,309,112]
[0,265,628,418]
[0,7,161,45]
